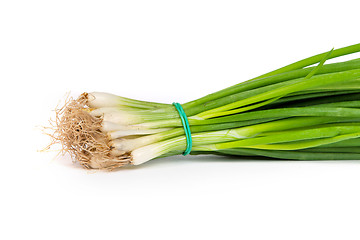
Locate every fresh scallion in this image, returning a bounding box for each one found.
[50,43,360,170]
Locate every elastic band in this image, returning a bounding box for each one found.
[172,102,192,155]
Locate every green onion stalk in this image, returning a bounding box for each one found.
[50,43,360,170]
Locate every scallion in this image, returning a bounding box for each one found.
[50,43,360,170]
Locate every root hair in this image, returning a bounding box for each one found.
[50,93,131,170]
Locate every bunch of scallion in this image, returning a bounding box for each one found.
[51,43,360,170]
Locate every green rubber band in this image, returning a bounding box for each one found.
[172,102,192,155]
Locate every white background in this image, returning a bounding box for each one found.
[1,0,360,239]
